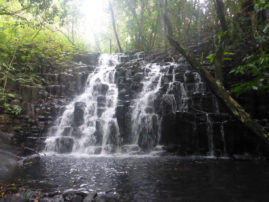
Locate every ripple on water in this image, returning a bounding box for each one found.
[9,155,269,202]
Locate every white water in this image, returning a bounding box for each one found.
[131,63,164,145]
[132,64,165,144]
[194,72,206,95]
[43,54,227,157]
[206,113,215,157]
[166,65,176,94]
[45,54,120,154]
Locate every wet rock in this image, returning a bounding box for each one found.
[47,191,62,197]
[61,126,72,136]
[184,71,195,83]
[97,96,106,107]
[0,132,14,144]
[163,144,182,154]
[161,94,177,115]
[39,198,62,202]
[94,119,104,145]
[46,85,64,96]
[73,52,100,65]
[95,192,120,202]
[63,189,87,202]
[138,115,159,151]
[1,195,28,202]
[106,121,119,153]
[107,121,118,145]
[20,85,42,102]
[83,193,98,202]
[72,127,82,138]
[74,102,86,126]
[18,154,40,166]
[93,83,109,95]
[119,55,129,63]
[55,137,74,153]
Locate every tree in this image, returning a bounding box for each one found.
[214,0,228,84]
[108,0,123,53]
[163,9,269,146]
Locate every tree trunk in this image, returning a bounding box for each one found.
[214,0,228,83]
[108,0,123,53]
[215,0,228,31]
[168,36,269,145]
[163,13,269,146]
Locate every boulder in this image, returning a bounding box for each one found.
[55,137,74,153]
[63,189,88,202]
[93,83,109,95]
[83,193,98,202]
[94,119,104,145]
[184,71,195,83]
[97,96,106,107]
[161,94,177,115]
[107,121,118,145]
[73,102,86,126]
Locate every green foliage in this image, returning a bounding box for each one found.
[109,0,204,52]
[206,52,234,63]
[254,0,269,12]
[206,53,216,63]
[230,54,269,95]
[0,0,90,112]
[3,103,22,116]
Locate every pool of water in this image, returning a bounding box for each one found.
[8,155,269,202]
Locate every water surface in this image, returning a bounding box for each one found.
[10,155,269,202]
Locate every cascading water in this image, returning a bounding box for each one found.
[45,54,120,154]
[44,53,229,157]
[130,63,164,151]
[206,113,215,157]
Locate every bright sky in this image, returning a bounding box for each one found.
[78,0,110,44]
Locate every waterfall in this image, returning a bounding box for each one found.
[206,113,215,157]
[45,54,120,155]
[130,63,164,151]
[44,53,228,157]
[166,66,175,94]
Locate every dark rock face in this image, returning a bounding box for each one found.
[2,51,268,157]
[55,137,74,153]
[114,55,268,157]
[138,115,159,151]
[161,94,177,115]
[93,83,109,95]
[94,119,104,146]
[73,102,86,127]
[0,56,97,153]
[115,62,144,144]
[73,52,100,66]
[107,120,119,145]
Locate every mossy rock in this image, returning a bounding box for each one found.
[20,85,43,102]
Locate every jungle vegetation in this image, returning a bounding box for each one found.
[0,0,268,136]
